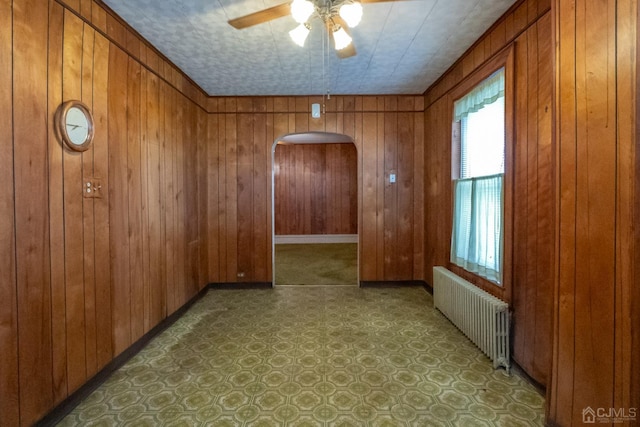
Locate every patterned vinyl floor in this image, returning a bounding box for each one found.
[58,287,545,426]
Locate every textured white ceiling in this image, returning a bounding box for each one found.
[101,0,518,96]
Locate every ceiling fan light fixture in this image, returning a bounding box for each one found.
[332,26,352,50]
[339,2,363,28]
[289,23,311,46]
[291,0,315,24]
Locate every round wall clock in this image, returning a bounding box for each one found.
[55,100,94,152]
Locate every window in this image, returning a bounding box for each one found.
[451,68,505,285]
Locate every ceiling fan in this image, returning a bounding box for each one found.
[228,0,403,59]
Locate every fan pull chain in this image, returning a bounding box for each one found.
[324,22,331,116]
[322,19,326,114]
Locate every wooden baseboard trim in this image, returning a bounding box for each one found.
[35,285,210,426]
[360,280,431,291]
[274,234,358,244]
[208,282,273,289]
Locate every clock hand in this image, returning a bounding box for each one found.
[67,124,81,130]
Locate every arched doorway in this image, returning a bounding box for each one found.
[271,132,358,286]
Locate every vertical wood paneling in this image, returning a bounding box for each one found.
[13,0,53,423]
[6,1,634,425]
[80,0,92,21]
[253,113,268,280]
[148,73,165,328]
[207,114,220,283]
[6,0,211,422]
[304,144,313,233]
[274,144,357,236]
[139,68,151,332]
[173,97,185,306]
[163,87,176,314]
[175,95,186,305]
[423,1,554,386]
[533,12,553,386]
[225,112,239,282]
[551,0,577,419]
[176,99,187,302]
[614,0,637,412]
[216,114,228,281]
[47,0,67,406]
[108,46,131,356]
[81,23,98,379]
[62,10,87,393]
[294,141,304,232]
[237,114,254,279]
[314,146,328,233]
[155,74,168,321]
[360,113,378,280]
[8,2,425,423]
[127,56,144,341]
[147,98,163,326]
[197,109,209,289]
[424,97,452,283]
[92,32,112,370]
[383,105,398,279]
[184,102,199,297]
[375,103,386,280]
[512,25,533,373]
[91,0,106,33]
[0,0,18,424]
[574,0,617,412]
[549,0,637,423]
[209,96,424,284]
[397,112,414,279]
[265,112,275,281]
[60,0,80,14]
[632,0,639,412]
[412,112,425,279]
[523,21,539,375]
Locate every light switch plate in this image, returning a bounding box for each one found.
[83,178,103,198]
[390,173,396,183]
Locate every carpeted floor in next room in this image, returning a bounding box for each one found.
[274,243,358,286]
[57,287,544,426]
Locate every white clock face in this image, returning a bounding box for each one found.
[66,106,90,145]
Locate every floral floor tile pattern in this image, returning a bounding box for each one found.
[58,287,544,426]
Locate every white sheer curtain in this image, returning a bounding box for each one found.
[451,68,505,285]
[454,68,505,121]
[451,174,504,284]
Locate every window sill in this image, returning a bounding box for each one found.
[447,263,509,303]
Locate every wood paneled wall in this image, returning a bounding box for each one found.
[7,0,635,425]
[274,143,358,236]
[206,96,425,283]
[423,0,553,386]
[548,0,637,424]
[0,0,17,422]
[511,11,554,386]
[1,0,209,425]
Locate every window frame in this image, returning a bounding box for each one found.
[449,46,514,303]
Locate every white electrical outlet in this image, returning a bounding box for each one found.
[390,173,396,183]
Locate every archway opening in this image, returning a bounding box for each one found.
[271,132,359,286]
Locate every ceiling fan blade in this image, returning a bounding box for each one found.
[228,3,291,29]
